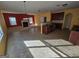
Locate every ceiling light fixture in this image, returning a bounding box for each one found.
[62,3,68,7]
[23,1,26,13]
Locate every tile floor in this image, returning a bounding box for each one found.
[29,47,60,58]
[44,39,73,46]
[24,40,46,47]
[56,46,79,57]
[23,39,70,58]
[4,29,70,58]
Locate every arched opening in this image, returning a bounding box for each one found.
[63,13,72,30]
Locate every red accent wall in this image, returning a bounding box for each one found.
[3,13,35,27]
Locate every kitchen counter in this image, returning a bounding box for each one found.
[41,22,53,34]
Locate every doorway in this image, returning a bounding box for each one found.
[64,13,72,30]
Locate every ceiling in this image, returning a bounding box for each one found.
[0,1,79,13]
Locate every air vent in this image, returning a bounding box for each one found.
[62,3,68,7]
[57,3,68,7]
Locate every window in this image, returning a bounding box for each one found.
[29,17,33,24]
[9,17,17,25]
[0,25,4,41]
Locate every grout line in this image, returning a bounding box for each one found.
[42,40,70,57]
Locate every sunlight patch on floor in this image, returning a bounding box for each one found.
[51,47,67,57]
[29,47,60,58]
[56,46,79,57]
[24,40,46,47]
[45,39,72,46]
